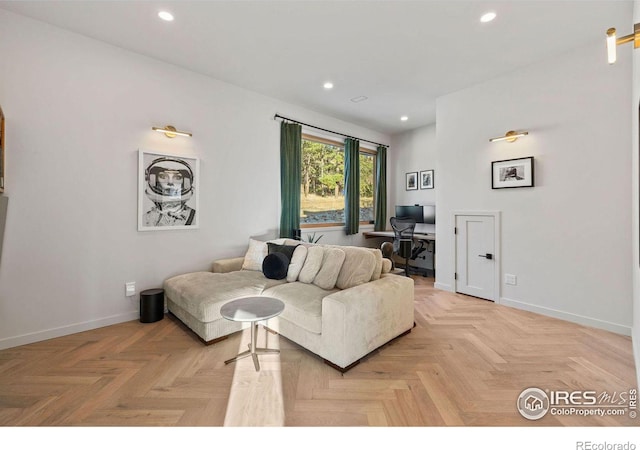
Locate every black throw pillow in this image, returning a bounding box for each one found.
[262,252,289,280]
[267,242,299,260]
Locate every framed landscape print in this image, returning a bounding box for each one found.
[406,172,418,190]
[138,149,200,231]
[419,169,434,189]
[492,156,534,189]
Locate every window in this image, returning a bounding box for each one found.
[300,134,376,226]
[359,150,375,223]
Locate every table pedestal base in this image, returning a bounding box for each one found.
[224,322,279,371]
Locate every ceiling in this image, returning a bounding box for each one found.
[0,1,633,134]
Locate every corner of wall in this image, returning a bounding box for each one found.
[632,0,640,391]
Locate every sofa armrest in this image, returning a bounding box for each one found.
[321,274,414,368]
[212,256,244,273]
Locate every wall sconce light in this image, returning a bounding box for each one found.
[151,125,192,138]
[606,23,640,64]
[489,130,529,143]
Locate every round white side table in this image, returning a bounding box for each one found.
[220,296,284,371]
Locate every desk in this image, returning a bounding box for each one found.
[363,231,436,241]
[363,231,436,276]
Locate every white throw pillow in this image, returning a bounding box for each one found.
[335,246,376,289]
[241,238,267,271]
[287,245,308,282]
[313,247,346,290]
[298,246,324,283]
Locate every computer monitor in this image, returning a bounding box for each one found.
[423,205,436,224]
[395,205,424,223]
[394,204,436,224]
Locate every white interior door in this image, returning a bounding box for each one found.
[455,215,496,301]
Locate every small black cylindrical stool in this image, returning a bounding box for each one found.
[140,288,164,323]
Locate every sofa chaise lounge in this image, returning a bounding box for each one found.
[163,238,415,371]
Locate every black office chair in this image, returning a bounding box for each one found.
[390,217,414,276]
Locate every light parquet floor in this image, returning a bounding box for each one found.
[0,277,637,426]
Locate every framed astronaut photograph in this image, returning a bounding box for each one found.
[138,149,200,231]
[0,105,4,193]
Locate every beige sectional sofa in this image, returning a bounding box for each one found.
[163,238,415,371]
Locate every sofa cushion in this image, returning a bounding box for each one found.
[287,245,308,282]
[164,270,285,322]
[263,282,338,334]
[280,238,304,247]
[333,246,377,290]
[241,238,268,271]
[267,242,298,260]
[370,248,383,281]
[262,252,289,280]
[313,247,345,290]
[298,245,324,283]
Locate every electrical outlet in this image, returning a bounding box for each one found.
[505,274,517,286]
[125,281,136,297]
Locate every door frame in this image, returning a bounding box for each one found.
[452,210,501,303]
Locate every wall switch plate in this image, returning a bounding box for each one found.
[505,274,517,286]
[125,282,136,297]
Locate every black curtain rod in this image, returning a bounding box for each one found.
[274,114,389,148]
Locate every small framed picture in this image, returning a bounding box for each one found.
[138,149,200,231]
[419,169,434,189]
[492,156,534,189]
[406,172,418,190]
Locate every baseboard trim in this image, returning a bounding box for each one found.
[0,311,140,350]
[433,282,452,291]
[499,297,631,336]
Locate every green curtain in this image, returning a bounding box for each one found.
[374,145,387,231]
[279,122,302,238]
[344,138,360,235]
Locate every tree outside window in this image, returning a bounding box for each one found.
[301,135,375,226]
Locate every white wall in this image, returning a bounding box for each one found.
[632,0,640,391]
[386,124,437,272]
[389,124,437,229]
[435,40,633,335]
[0,10,389,349]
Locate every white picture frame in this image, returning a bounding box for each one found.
[138,149,200,231]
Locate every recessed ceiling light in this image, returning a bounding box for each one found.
[158,11,174,22]
[400,116,409,121]
[480,12,496,23]
[323,82,334,90]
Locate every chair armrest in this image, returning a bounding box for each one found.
[212,257,244,273]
